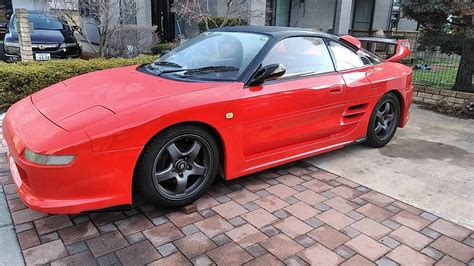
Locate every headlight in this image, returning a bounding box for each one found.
[4,41,20,48]
[24,149,76,166]
[60,42,78,48]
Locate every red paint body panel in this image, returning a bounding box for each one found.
[4,59,413,214]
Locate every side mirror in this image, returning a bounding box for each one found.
[249,64,286,86]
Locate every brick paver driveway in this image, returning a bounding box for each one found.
[1,130,473,265]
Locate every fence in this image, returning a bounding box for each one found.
[349,30,471,91]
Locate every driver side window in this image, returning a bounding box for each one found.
[262,37,335,78]
[328,41,372,71]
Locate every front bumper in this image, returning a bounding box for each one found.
[4,45,82,62]
[3,97,141,214]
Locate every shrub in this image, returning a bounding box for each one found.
[0,56,157,110]
[198,16,248,33]
[151,42,178,55]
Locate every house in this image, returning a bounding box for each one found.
[4,0,418,42]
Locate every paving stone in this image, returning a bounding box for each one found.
[327,180,341,187]
[228,216,246,227]
[360,191,394,207]
[341,254,375,266]
[464,237,474,248]
[242,202,260,211]
[86,231,129,257]
[420,211,438,221]
[89,212,126,226]
[283,195,299,204]
[430,235,474,263]
[386,244,435,265]
[324,196,359,213]
[329,185,363,199]
[382,219,401,230]
[181,224,200,235]
[40,232,60,243]
[273,209,289,219]
[346,210,365,220]
[7,198,26,212]
[151,216,168,226]
[346,234,391,261]
[181,204,197,214]
[384,204,402,214]
[23,239,68,265]
[66,241,89,255]
[357,203,394,222]
[116,240,161,265]
[436,255,465,266]
[17,229,40,250]
[157,242,178,257]
[305,217,324,228]
[392,210,431,231]
[143,222,184,247]
[255,195,289,213]
[392,201,423,215]
[352,217,392,239]
[389,225,432,250]
[71,215,90,224]
[308,224,350,250]
[149,252,191,265]
[226,223,267,248]
[15,222,33,233]
[261,225,280,237]
[207,242,253,265]
[114,214,153,236]
[283,255,308,266]
[266,179,279,185]
[335,177,359,188]
[194,194,220,211]
[429,219,471,241]
[379,236,400,249]
[97,223,117,234]
[275,174,304,187]
[123,208,139,217]
[228,189,260,204]
[274,216,312,238]
[420,227,442,239]
[285,202,320,221]
[242,208,279,229]
[166,212,203,230]
[245,244,268,257]
[334,245,356,259]
[11,208,48,224]
[316,209,355,230]
[51,251,96,266]
[293,190,327,205]
[266,184,298,198]
[292,185,307,192]
[421,246,444,260]
[125,232,146,244]
[286,166,312,176]
[255,189,271,197]
[300,175,314,181]
[310,171,338,181]
[212,200,248,219]
[351,197,368,206]
[229,183,245,191]
[211,233,233,246]
[314,203,330,211]
[261,234,304,260]
[194,215,233,238]
[321,191,337,198]
[174,232,217,259]
[295,235,315,248]
[341,226,361,238]
[297,243,344,265]
[59,221,100,245]
[190,254,214,265]
[375,257,398,266]
[97,253,121,266]
[242,178,270,192]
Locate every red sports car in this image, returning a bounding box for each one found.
[3,26,413,214]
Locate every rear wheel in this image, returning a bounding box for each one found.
[365,93,400,148]
[135,125,220,207]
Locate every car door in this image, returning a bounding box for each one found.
[327,41,375,132]
[242,36,347,157]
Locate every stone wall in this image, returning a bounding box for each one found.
[413,85,473,107]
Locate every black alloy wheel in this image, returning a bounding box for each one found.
[365,93,400,148]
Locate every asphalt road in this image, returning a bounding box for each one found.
[306,104,474,229]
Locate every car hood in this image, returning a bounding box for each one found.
[31,65,225,130]
[7,29,66,44]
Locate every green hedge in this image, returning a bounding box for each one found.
[151,42,178,55]
[0,56,157,110]
[198,16,248,33]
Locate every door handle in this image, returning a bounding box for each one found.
[329,85,344,94]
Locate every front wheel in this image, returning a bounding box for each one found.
[135,125,220,207]
[365,93,400,148]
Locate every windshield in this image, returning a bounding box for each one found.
[12,13,65,31]
[152,31,271,81]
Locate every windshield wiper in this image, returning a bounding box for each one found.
[183,66,239,75]
[152,61,182,68]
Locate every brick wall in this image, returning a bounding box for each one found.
[413,85,473,107]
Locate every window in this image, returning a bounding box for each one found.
[328,41,372,71]
[262,37,335,78]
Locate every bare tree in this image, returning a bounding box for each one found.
[172,0,265,32]
[44,0,144,57]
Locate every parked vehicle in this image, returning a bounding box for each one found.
[2,10,81,62]
[3,26,413,214]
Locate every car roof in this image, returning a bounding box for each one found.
[211,25,338,40]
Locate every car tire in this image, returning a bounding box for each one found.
[135,125,220,207]
[365,93,400,148]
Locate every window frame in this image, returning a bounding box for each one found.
[326,39,378,73]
